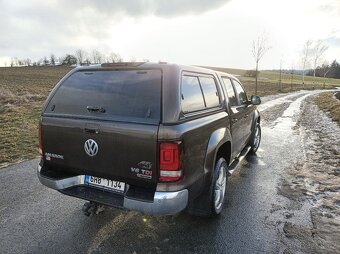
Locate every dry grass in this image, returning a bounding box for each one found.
[204,65,340,92]
[313,92,340,126]
[0,66,72,166]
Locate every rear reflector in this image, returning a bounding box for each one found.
[38,123,42,156]
[159,170,182,182]
[159,142,183,182]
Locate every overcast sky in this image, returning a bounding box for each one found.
[0,0,339,69]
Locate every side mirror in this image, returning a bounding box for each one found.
[251,95,261,105]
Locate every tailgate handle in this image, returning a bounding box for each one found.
[86,106,106,113]
[85,128,99,134]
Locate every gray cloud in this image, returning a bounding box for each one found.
[326,36,340,47]
[319,0,340,15]
[63,0,230,17]
[0,0,230,62]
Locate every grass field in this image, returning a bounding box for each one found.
[0,65,339,166]
[203,66,340,96]
[313,92,340,126]
[0,66,71,166]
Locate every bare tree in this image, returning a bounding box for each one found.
[26,58,32,66]
[301,40,312,89]
[129,56,137,62]
[43,56,49,65]
[91,50,103,64]
[58,56,65,65]
[75,49,87,65]
[11,57,18,67]
[290,62,294,92]
[311,40,328,88]
[107,52,123,63]
[84,56,91,65]
[320,61,330,89]
[252,35,270,95]
[50,54,56,65]
[279,59,284,92]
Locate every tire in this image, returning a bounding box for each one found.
[249,122,261,153]
[211,158,228,216]
[187,157,228,217]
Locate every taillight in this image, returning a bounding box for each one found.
[38,123,43,156]
[159,142,183,182]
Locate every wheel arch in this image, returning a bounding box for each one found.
[203,127,232,179]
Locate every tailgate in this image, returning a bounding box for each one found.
[42,117,159,186]
[41,68,162,188]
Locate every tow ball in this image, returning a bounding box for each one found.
[82,201,105,216]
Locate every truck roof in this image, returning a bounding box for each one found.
[73,62,236,79]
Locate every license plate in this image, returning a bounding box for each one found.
[85,175,125,193]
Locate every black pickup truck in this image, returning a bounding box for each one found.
[37,62,261,217]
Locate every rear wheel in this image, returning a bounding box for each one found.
[212,158,228,215]
[187,157,228,217]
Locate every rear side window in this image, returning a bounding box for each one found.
[222,77,237,106]
[198,77,220,107]
[45,70,161,123]
[181,76,205,113]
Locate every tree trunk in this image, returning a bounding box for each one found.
[302,68,305,89]
[255,61,258,95]
[279,68,282,91]
[313,69,316,89]
[291,71,293,91]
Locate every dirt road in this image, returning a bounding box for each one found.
[0,90,339,253]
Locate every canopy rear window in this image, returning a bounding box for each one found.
[45,69,161,123]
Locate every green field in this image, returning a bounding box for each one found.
[0,65,339,166]
[203,66,340,96]
[314,92,340,126]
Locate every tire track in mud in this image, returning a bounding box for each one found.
[260,92,340,253]
[278,95,340,254]
[259,93,307,127]
[258,90,340,253]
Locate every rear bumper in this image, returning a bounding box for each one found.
[37,164,188,216]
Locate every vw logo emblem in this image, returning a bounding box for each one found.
[84,139,98,157]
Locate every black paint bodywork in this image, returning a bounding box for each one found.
[39,62,260,205]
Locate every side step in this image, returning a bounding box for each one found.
[228,146,251,176]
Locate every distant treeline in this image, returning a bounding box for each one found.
[7,49,130,67]
[307,60,340,79]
